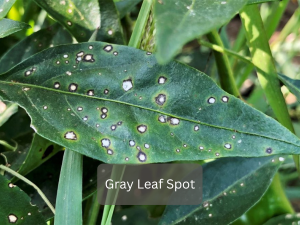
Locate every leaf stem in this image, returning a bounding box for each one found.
[83,193,101,225]
[240,4,299,171]
[0,164,55,214]
[206,30,240,97]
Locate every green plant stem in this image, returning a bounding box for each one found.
[0,140,17,151]
[0,164,55,214]
[128,0,153,49]
[206,30,240,97]
[83,193,101,225]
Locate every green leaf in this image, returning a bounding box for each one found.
[54,149,82,225]
[247,0,280,4]
[0,42,300,164]
[0,0,16,19]
[112,207,159,225]
[159,156,282,225]
[0,18,31,38]
[0,102,18,127]
[263,214,300,225]
[0,174,46,224]
[154,0,248,64]
[114,0,141,18]
[4,133,62,180]
[33,0,124,43]
[279,73,300,102]
[0,24,72,74]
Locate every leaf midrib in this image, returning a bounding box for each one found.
[1,79,299,149]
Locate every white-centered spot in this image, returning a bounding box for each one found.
[158,76,167,84]
[67,21,72,26]
[170,118,180,125]
[158,115,166,123]
[199,146,204,150]
[103,45,113,52]
[22,87,30,91]
[224,143,231,149]
[108,30,113,35]
[137,152,147,162]
[101,107,108,113]
[77,51,84,57]
[43,106,48,110]
[232,135,236,139]
[129,140,135,147]
[89,45,93,49]
[8,214,17,223]
[68,8,72,13]
[111,125,116,131]
[104,89,109,94]
[122,79,133,91]
[66,71,72,76]
[176,149,180,153]
[77,57,82,61]
[144,144,150,149]
[113,51,118,56]
[25,70,31,76]
[77,107,83,111]
[96,124,100,128]
[56,61,60,64]
[63,54,68,58]
[84,54,94,62]
[208,97,216,104]
[155,94,166,105]
[8,183,15,188]
[137,125,147,133]
[65,60,69,64]
[69,83,78,92]
[83,116,88,121]
[279,157,285,162]
[215,153,220,156]
[122,215,127,221]
[87,90,94,96]
[101,139,111,148]
[107,149,113,155]
[222,96,229,103]
[101,114,107,119]
[64,131,77,140]
[125,157,129,161]
[146,52,152,55]
[194,125,199,131]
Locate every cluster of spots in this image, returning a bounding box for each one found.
[207,96,229,104]
[64,131,77,140]
[158,115,180,126]
[100,107,108,119]
[8,214,18,223]
[101,138,113,155]
[24,67,36,76]
[122,79,133,92]
[137,125,147,133]
[128,140,148,162]
[111,121,122,131]
[155,94,167,106]
[158,76,167,84]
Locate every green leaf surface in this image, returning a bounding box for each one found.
[114,0,142,18]
[54,149,82,225]
[0,18,31,38]
[263,214,300,225]
[0,103,18,127]
[0,42,300,164]
[279,73,300,102]
[159,156,282,225]
[247,0,280,4]
[33,0,124,43]
[0,174,46,225]
[154,0,248,64]
[0,0,16,19]
[0,24,72,74]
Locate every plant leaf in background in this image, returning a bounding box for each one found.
[0,102,18,126]
[0,174,46,224]
[114,0,142,18]
[34,0,124,43]
[0,43,300,163]
[264,214,300,225]
[160,156,282,225]
[279,73,300,102]
[0,18,31,38]
[0,0,16,19]
[154,0,247,64]
[0,23,72,74]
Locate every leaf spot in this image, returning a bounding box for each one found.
[129,140,135,147]
[101,139,111,148]
[107,149,113,155]
[170,118,180,125]
[87,90,94,96]
[43,106,48,110]
[122,79,133,91]
[111,125,117,131]
[194,125,199,131]
[83,54,95,62]
[77,107,83,111]
[222,96,229,103]
[137,151,147,162]
[83,116,88,121]
[64,131,77,140]
[266,147,272,154]
[8,214,17,223]
[158,115,167,123]
[113,51,118,56]
[207,97,216,104]
[103,45,113,52]
[144,143,150,149]
[137,125,147,133]
[224,143,231,149]
[104,89,109,94]
[158,76,167,84]
[155,94,166,106]
[63,54,68,58]
[101,107,108,113]
[69,83,78,92]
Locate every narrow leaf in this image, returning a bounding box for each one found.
[160,156,283,225]
[114,0,142,18]
[0,18,31,38]
[0,43,300,164]
[0,174,46,224]
[54,149,82,225]
[279,73,300,101]
[154,0,248,64]
[264,214,300,225]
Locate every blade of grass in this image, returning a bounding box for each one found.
[240,4,300,173]
[83,193,101,225]
[54,149,83,225]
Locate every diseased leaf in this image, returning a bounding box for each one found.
[279,73,300,102]
[0,18,31,38]
[114,0,141,18]
[0,42,300,164]
[33,0,124,43]
[154,0,247,64]
[0,0,17,19]
[0,24,72,74]
[264,214,300,225]
[159,156,283,225]
[0,174,46,224]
